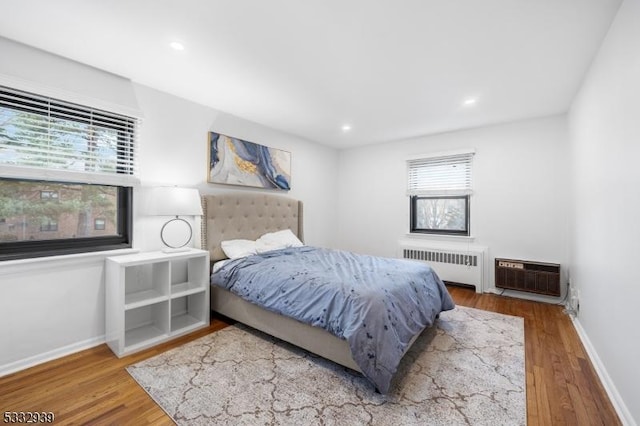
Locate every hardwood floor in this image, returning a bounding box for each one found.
[448,286,620,426]
[0,287,621,425]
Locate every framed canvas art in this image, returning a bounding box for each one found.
[208,132,291,190]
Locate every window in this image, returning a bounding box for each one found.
[0,86,138,260]
[408,152,474,236]
[94,218,106,231]
[40,218,58,232]
[40,190,59,200]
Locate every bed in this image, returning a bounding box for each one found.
[202,192,454,393]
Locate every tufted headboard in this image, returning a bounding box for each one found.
[201,192,304,262]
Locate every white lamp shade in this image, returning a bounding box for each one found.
[143,186,203,216]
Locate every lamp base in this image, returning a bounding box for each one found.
[160,217,193,251]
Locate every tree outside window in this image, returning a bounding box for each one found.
[410,196,469,235]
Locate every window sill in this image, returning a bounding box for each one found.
[404,233,475,243]
[0,248,139,277]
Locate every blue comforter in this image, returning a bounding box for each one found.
[211,246,455,393]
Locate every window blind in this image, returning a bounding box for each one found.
[0,86,139,186]
[407,152,474,196]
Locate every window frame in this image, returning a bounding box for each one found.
[407,150,474,237]
[409,195,470,236]
[0,86,137,261]
[0,179,132,261]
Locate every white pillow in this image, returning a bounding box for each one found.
[221,239,257,259]
[255,229,303,253]
[211,258,230,273]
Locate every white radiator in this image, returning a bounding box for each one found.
[399,243,486,293]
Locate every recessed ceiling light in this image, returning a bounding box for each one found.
[169,41,185,51]
[341,124,352,132]
[462,98,477,106]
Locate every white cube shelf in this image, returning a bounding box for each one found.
[106,249,210,357]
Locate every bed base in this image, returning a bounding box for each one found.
[211,285,362,372]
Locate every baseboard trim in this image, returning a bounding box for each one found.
[0,335,106,378]
[572,317,636,426]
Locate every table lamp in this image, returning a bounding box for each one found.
[143,186,203,252]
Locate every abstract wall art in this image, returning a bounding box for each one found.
[207,132,291,190]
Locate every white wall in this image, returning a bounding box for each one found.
[0,255,110,374]
[132,84,339,251]
[337,115,570,295]
[568,0,640,423]
[0,51,339,374]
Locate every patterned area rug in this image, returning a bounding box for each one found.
[127,306,525,425]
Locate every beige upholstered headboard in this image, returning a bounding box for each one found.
[201,193,304,262]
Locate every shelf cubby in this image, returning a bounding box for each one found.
[170,256,208,295]
[124,301,170,349]
[170,292,207,335]
[124,262,170,309]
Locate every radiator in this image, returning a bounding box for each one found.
[399,244,485,293]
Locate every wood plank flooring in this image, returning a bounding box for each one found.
[0,286,621,425]
[448,286,620,426]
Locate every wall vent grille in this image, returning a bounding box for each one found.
[399,244,486,293]
[402,249,478,267]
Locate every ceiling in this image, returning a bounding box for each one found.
[0,0,622,149]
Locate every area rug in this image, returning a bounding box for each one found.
[127,306,525,425]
